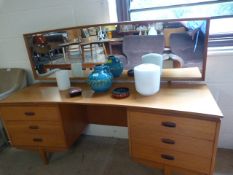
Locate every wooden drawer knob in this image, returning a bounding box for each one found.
[24,112,35,116]
[161,138,175,145]
[29,125,39,130]
[161,154,175,160]
[161,121,176,128]
[33,138,43,142]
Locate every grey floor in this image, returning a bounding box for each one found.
[0,135,232,175]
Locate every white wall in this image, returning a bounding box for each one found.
[0,0,110,83]
[206,51,233,149]
[0,0,232,149]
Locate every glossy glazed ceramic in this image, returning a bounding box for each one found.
[88,65,113,92]
[105,55,123,78]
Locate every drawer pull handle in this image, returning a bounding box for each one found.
[33,138,43,142]
[24,112,35,116]
[162,121,176,128]
[161,138,175,145]
[29,125,39,130]
[161,154,175,160]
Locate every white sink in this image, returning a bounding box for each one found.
[0,68,27,148]
[0,68,27,100]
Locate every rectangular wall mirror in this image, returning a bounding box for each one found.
[24,17,210,81]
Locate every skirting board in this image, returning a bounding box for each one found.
[83,124,128,139]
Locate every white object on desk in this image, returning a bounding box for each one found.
[142,53,163,74]
[71,63,84,77]
[134,64,160,96]
[148,26,157,35]
[55,70,70,91]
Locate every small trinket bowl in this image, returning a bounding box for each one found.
[112,87,130,99]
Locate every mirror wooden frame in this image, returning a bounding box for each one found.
[23,17,210,81]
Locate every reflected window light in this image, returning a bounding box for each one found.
[108,0,118,22]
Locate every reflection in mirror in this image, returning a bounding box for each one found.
[24,18,209,80]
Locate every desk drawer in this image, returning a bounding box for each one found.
[128,111,216,140]
[5,121,64,135]
[132,144,211,174]
[1,105,61,121]
[131,130,213,158]
[9,133,66,147]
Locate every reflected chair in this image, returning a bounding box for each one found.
[122,35,164,69]
[162,25,187,68]
[170,32,204,69]
[33,44,52,65]
[33,33,67,65]
[163,26,186,48]
[44,32,68,63]
[80,36,107,66]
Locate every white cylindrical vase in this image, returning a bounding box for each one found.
[134,64,160,96]
[55,70,71,91]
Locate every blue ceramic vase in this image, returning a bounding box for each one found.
[105,55,123,78]
[88,65,113,92]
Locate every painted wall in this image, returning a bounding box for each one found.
[206,52,233,149]
[0,0,110,82]
[0,0,232,149]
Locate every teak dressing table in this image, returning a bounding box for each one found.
[0,82,222,175]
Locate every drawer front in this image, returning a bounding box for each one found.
[131,130,213,158]
[9,133,66,147]
[5,121,64,135]
[132,143,211,174]
[128,111,216,140]
[1,105,61,121]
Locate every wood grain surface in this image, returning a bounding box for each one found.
[0,82,223,119]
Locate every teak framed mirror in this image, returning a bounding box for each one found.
[23,17,210,81]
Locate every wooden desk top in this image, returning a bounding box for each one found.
[0,82,222,119]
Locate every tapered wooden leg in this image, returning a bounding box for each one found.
[164,166,172,175]
[39,149,48,165]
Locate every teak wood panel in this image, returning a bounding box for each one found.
[131,131,214,158]
[210,120,221,175]
[86,106,127,126]
[5,121,64,135]
[0,105,61,121]
[128,111,216,140]
[59,104,88,147]
[132,144,211,174]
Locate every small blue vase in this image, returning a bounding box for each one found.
[105,55,123,78]
[88,65,113,92]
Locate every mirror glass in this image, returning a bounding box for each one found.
[24,18,209,80]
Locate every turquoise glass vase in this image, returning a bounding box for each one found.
[88,65,113,92]
[105,55,123,78]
